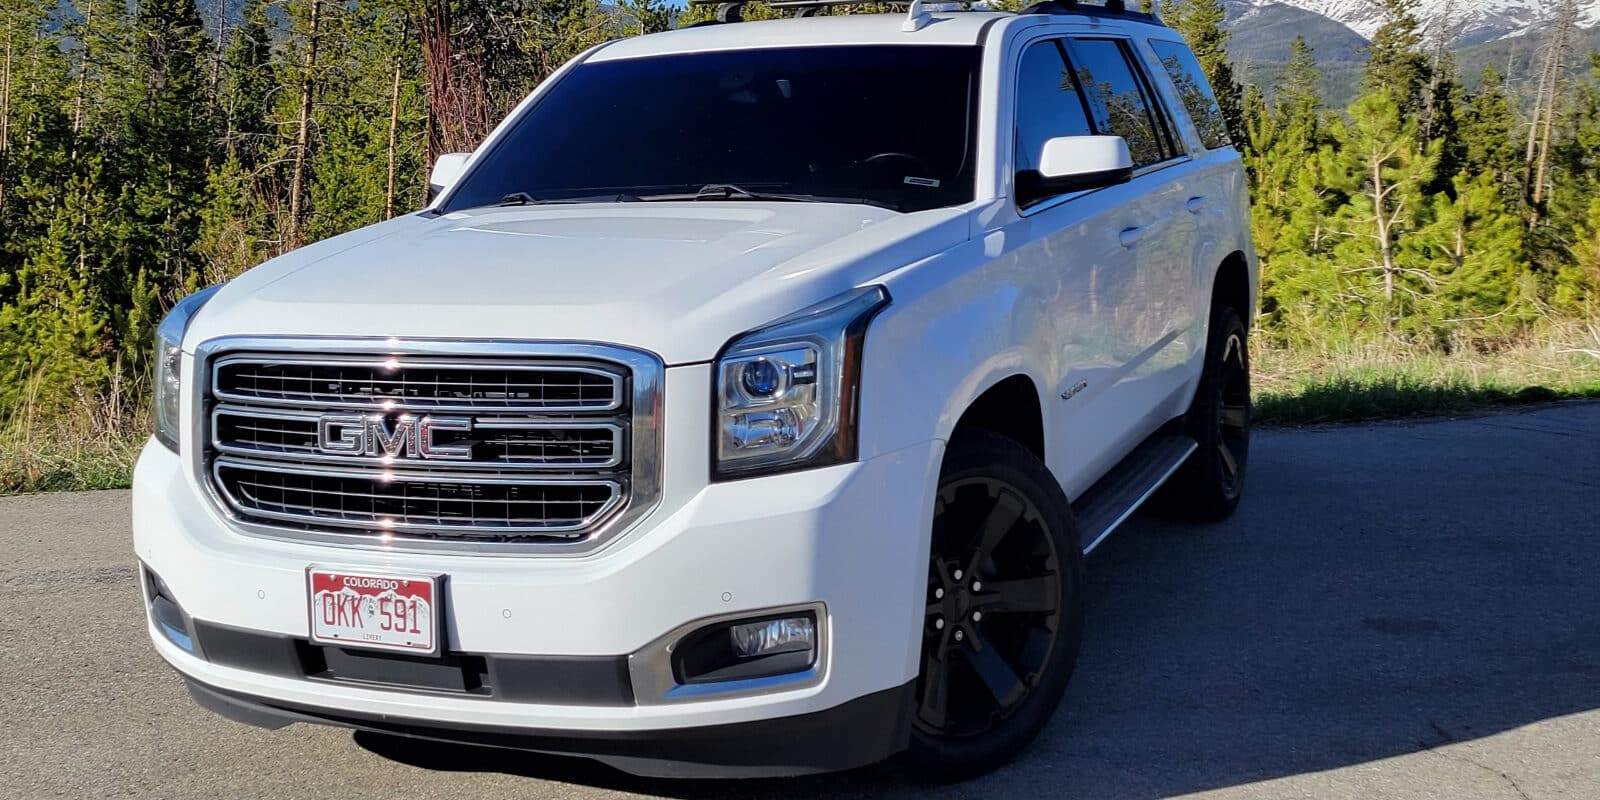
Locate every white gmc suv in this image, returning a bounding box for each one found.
[134,1,1257,780]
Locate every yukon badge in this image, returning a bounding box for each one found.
[316,414,474,461]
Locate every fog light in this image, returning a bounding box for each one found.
[730,616,815,659]
[671,609,820,685]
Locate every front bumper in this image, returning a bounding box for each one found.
[183,676,914,778]
[133,363,942,774]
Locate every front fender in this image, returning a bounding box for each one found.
[856,237,1054,463]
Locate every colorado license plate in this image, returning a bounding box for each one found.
[308,569,439,655]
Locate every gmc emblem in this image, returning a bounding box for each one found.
[316,414,473,461]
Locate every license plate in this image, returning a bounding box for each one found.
[308,568,440,655]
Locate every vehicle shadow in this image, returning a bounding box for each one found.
[357,408,1600,799]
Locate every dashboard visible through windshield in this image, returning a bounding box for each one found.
[441,45,982,214]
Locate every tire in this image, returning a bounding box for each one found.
[1160,303,1251,521]
[901,430,1086,780]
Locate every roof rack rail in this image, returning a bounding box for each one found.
[1019,0,1166,26]
[685,0,935,24]
[682,0,1166,27]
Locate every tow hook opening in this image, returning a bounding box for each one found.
[143,565,201,657]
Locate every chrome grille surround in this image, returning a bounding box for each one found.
[193,337,663,556]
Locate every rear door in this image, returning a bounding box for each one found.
[1145,37,1242,404]
[1059,36,1197,428]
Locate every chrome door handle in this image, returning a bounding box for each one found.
[1118,226,1144,248]
[1186,195,1208,214]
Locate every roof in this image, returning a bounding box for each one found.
[586,8,1173,63]
[586,13,1014,61]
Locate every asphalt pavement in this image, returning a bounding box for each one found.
[3,403,1599,799]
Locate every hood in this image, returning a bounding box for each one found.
[185,202,970,364]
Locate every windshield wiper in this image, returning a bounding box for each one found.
[693,183,809,202]
[632,184,900,211]
[473,191,643,209]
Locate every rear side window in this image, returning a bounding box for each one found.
[1063,38,1175,168]
[1150,39,1229,150]
[1014,40,1094,174]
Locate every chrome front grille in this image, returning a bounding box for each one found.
[212,356,623,412]
[198,341,662,553]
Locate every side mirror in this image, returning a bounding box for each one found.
[427,152,472,202]
[1019,135,1134,205]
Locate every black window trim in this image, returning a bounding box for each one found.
[1117,38,1188,161]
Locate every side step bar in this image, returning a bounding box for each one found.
[1072,431,1198,553]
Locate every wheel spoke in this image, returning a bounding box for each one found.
[974,574,1057,615]
[919,648,950,729]
[970,490,1024,562]
[1217,441,1239,478]
[960,632,1027,709]
[1220,403,1249,430]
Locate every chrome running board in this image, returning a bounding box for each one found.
[1073,431,1198,554]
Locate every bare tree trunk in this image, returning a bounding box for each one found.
[385,61,402,219]
[1,36,12,209]
[1526,0,1578,223]
[1371,155,1395,304]
[420,0,493,163]
[1524,44,1551,188]
[210,0,226,102]
[286,0,322,251]
[72,0,92,138]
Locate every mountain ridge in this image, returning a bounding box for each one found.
[1224,0,1600,46]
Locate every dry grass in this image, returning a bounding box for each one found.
[1252,318,1600,425]
[0,374,148,495]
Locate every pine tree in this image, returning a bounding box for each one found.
[218,0,274,168]
[1416,171,1533,335]
[1323,89,1440,332]
[1545,51,1600,307]
[1459,64,1522,200]
[98,0,213,371]
[0,164,113,418]
[1362,0,1429,116]
[622,0,673,34]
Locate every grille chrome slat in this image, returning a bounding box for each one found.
[213,457,622,535]
[199,343,656,553]
[213,355,625,413]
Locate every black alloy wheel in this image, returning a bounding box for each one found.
[1214,323,1251,501]
[904,431,1083,779]
[1161,303,1251,520]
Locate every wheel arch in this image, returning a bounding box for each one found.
[1212,250,1254,323]
[948,373,1046,464]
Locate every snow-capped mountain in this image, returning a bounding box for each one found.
[1223,0,1600,46]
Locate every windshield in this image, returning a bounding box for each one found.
[441,46,982,214]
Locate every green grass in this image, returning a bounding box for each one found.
[1253,372,1600,426]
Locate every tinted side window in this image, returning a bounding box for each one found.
[1063,38,1170,168]
[1150,39,1229,150]
[1014,40,1093,174]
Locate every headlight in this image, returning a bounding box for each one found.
[153,285,224,452]
[713,285,890,480]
